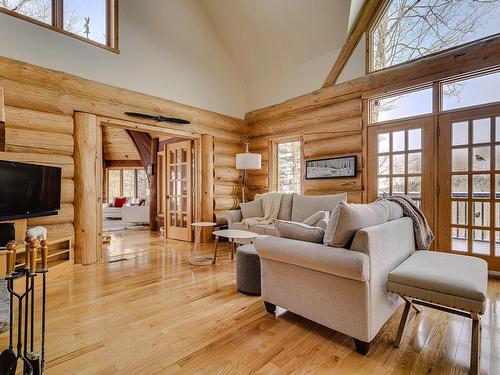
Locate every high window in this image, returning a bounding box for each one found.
[370,0,500,72]
[0,0,118,50]
[107,168,149,201]
[276,140,302,193]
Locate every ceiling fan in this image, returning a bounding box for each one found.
[124,111,191,125]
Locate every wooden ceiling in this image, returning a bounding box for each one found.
[102,126,140,161]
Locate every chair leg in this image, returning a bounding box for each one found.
[394,299,412,348]
[470,313,480,375]
[354,339,371,355]
[264,301,276,314]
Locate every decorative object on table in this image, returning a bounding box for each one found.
[189,222,217,265]
[102,235,112,245]
[236,143,261,203]
[212,229,259,262]
[236,244,261,295]
[305,155,357,179]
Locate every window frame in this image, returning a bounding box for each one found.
[0,0,119,53]
[366,0,500,74]
[106,167,148,201]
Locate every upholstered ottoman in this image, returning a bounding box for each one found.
[387,251,488,375]
[236,244,261,295]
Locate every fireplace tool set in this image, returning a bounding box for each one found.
[0,236,49,375]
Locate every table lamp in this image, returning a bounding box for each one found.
[236,143,261,203]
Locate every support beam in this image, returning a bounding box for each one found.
[74,112,100,265]
[0,87,4,151]
[322,0,385,88]
[150,137,159,231]
[201,134,214,242]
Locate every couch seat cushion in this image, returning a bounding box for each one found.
[255,235,369,282]
[387,251,488,314]
[291,193,347,222]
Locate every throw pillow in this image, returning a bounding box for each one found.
[291,193,347,222]
[302,211,330,230]
[113,197,127,208]
[274,220,325,243]
[240,199,264,219]
[377,199,403,220]
[324,201,390,248]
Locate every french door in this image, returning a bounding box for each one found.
[367,117,436,236]
[166,140,192,242]
[437,104,500,271]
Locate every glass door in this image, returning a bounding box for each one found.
[166,140,192,242]
[437,104,500,270]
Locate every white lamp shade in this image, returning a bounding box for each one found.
[236,152,261,170]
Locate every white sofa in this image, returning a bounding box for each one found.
[225,193,345,235]
[255,217,415,355]
[122,205,149,224]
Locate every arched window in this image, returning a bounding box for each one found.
[370,0,500,72]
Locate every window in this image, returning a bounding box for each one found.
[370,87,433,124]
[276,141,301,193]
[370,0,500,72]
[107,168,149,201]
[0,0,117,50]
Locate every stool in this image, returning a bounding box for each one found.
[236,244,261,295]
[387,251,488,375]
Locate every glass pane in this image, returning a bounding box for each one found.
[473,174,490,199]
[451,175,468,199]
[497,203,500,228]
[392,131,405,152]
[473,202,490,227]
[108,169,120,200]
[378,133,389,153]
[472,229,490,255]
[63,0,107,44]
[122,170,135,198]
[408,176,421,199]
[473,118,490,144]
[472,146,490,171]
[443,71,500,110]
[407,152,421,174]
[0,0,52,24]
[451,227,467,252]
[497,175,500,198]
[392,177,405,194]
[452,148,468,172]
[452,122,469,146]
[392,154,405,174]
[169,197,176,211]
[496,145,500,170]
[497,117,500,142]
[496,232,500,256]
[378,177,389,197]
[451,201,467,225]
[408,129,421,150]
[378,155,389,175]
[278,141,301,193]
[137,169,148,199]
[370,88,432,123]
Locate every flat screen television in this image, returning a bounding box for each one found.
[0,161,61,221]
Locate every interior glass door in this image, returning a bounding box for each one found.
[437,104,500,270]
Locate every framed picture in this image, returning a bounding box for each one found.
[305,155,357,179]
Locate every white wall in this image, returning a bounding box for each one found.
[0,0,247,118]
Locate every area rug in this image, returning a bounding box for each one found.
[0,279,9,333]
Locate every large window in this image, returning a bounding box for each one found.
[276,140,302,193]
[370,0,500,72]
[0,0,117,50]
[107,168,149,201]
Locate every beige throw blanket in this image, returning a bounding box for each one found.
[387,195,435,250]
[241,192,284,227]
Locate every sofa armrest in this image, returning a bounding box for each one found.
[225,210,242,226]
[255,235,369,282]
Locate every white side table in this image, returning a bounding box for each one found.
[212,229,259,261]
[189,222,217,265]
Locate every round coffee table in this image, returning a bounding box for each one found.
[212,229,259,261]
[189,222,217,265]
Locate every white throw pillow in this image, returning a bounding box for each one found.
[274,220,325,243]
[324,201,390,248]
[240,199,264,219]
[302,211,330,230]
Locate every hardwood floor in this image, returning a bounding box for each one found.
[1,230,499,374]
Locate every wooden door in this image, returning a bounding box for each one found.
[437,104,500,270]
[166,140,192,241]
[367,117,436,235]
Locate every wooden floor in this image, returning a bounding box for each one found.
[1,230,499,374]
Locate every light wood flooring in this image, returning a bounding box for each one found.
[1,230,499,374]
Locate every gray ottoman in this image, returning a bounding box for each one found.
[236,244,261,295]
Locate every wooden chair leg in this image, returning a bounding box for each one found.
[394,299,412,348]
[470,313,480,375]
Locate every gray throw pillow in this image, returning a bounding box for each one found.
[240,199,263,219]
[302,211,330,230]
[274,220,325,243]
[324,201,390,248]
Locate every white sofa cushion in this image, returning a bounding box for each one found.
[274,220,325,243]
[240,199,263,219]
[291,193,347,222]
[302,210,329,230]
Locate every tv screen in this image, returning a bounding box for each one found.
[0,161,62,221]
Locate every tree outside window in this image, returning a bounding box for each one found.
[277,141,301,193]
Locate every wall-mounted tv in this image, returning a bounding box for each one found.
[0,161,61,221]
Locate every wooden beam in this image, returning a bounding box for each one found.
[0,87,4,151]
[323,0,384,88]
[149,138,159,231]
[201,135,214,242]
[104,160,143,168]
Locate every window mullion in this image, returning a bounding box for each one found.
[53,0,63,29]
